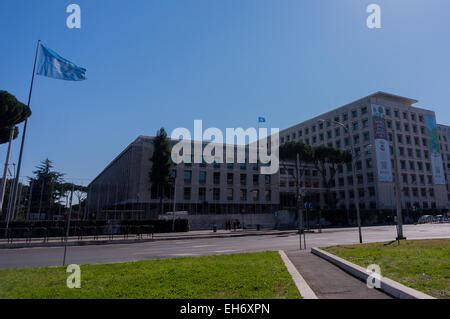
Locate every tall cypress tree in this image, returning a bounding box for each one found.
[149,128,172,215]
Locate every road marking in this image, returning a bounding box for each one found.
[170,253,199,257]
[192,245,215,248]
[213,250,239,253]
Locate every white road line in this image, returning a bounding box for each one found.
[213,249,239,253]
[170,253,199,257]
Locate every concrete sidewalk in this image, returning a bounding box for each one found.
[286,250,391,299]
[0,229,297,249]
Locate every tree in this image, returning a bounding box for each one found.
[279,141,314,234]
[28,159,65,219]
[149,128,172,215]
[0,90,31,144]
[312,146,352,210]
[59,182,88,220]
[0,127,18,144]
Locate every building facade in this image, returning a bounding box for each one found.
[87,137,280,222]
[278,92,448,211]
[87,92,450,226]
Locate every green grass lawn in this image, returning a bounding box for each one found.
[0,251,300,299]
[323,239,450,299]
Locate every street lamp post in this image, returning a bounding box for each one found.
[319,119,363,243]
[391,126,406,240]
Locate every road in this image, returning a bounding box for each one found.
[0,224,449,269]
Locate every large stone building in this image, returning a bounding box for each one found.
[87,92,450,228]
[278,91,448,212]
[87,138,284,228]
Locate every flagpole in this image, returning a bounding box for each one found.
[0,128,14,219]
[6,40,41,230]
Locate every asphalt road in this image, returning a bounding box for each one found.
[0,224,449,269]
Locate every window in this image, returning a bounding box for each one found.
[199,171,207,184]
[240,174,247,186]
[227,188,234,200]
[363,132,370,141]
[184,170,192,183]
[335,128,340,137]
[265,190,271,201]
[213,188,220,200]
[252,190,260,201]
[362,119,369,128]
[183,187,191,200]
[240,189,247,201]
[213,172,220,184]
[253,175,259,186]
[227,173,234,185]
[198,187,206,201]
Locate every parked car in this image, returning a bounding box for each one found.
[417,215,434,224]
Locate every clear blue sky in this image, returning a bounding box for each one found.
[1,0,450,184]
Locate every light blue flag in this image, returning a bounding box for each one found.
[258,117,266,123]
[36,44,87,81]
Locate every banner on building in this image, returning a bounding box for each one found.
[371,104,393,182]
[425,115,446,185]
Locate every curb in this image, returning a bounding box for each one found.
[311,247,436,299]
[0,230,298,249]
[278,250,318,299]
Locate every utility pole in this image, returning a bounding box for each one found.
[0,128,14,220]
[392,126,406,240]
[349,131,363,244]
[319,119,363,243]
[296,153,306,250]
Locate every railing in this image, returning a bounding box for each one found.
[0,225,155,244]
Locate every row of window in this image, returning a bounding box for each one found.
[184,163,260,170]
[402,187,435,198]
[281,104,428,143]
[182,187,272,202]
[183,170,271,186]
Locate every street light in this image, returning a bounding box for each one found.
[391,125,406,240]
[318,119,363,243]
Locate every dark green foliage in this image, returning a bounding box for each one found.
[28,159,65,216]
[0,91,31,128]
[279,141,314,163]
[149,128,172,214]
[0,126,18,144]
[279,142,352,211]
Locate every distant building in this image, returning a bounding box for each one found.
[87,138,281,224]
[87,92,450,228]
